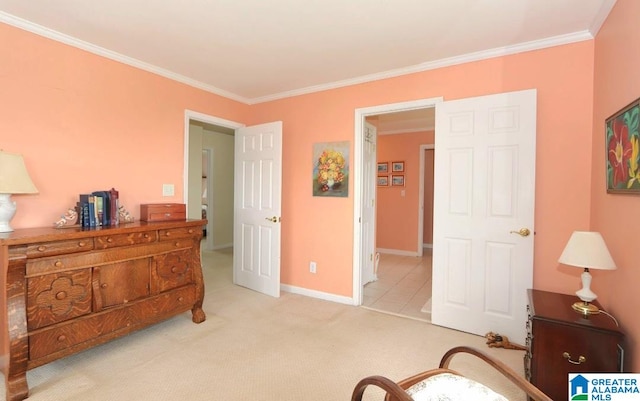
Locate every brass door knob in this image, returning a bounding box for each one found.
[510,228,531,237]
[265,216,278,223]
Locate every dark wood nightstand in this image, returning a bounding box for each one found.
[525,289,624,401]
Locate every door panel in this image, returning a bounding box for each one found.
[233,121,282,297]
[432,89,536,345]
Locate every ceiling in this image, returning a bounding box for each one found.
[0,0,615,106]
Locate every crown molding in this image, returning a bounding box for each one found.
[2,11,595,106]
[250,30,593,104]
[0,12,251,104]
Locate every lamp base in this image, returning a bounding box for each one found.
[572,300,600,316]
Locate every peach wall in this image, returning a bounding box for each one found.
[592,0,640,371]
[376,131,433,253]
[0,22,249,229]
[248,41,595,298]
[3,19,612,356]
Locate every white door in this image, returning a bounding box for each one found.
[233,121,283,297]
[361,122,377,285]
[432,89,536,345]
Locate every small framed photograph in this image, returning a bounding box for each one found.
[392,161,405,172]
[377,176,389,186]
[377,162,389,173]
[391,175,405,186]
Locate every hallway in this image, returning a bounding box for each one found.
[362,250,432,321]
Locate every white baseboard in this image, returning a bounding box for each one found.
[422,243,433,249]
[376,248,419,257]
[281,284,355,305]
[211,243,233,250]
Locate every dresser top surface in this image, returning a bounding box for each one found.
[0,219,206,246]
[528,289,623,334]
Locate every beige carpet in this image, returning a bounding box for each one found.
[2,249,529,401]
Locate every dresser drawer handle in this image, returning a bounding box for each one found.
[55,291,67,300]
[188,229,194,234]
[171,266,178,273]
[165,232,171,237]
[78,241,87,247]
[37,245,46,252]
[101,283,108,289]
[107,237,113,243]
[563,352,586,365]
[178,296,184,302]
[57,334,67,342]
[144,233,150,238]
[54,261,63,267]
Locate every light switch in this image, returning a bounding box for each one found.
[162,184,174,196]
[401,190,405,197]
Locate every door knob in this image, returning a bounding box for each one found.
[510,228,531,237]
[265,216,278,223]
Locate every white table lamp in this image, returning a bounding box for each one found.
[0,151,38,232]
[558,231,616,315]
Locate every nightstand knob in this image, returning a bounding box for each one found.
[563,352,586,365]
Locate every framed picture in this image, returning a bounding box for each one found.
[391,161,405,172]
[606,97,640,193]
[377,176,389,186]
[377,162,389,173]
[313,141,350,197]
[391,175,405,186]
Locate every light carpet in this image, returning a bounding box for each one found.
[1,249,528,401]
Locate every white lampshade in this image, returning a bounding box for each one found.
[0,150,38,233]
[558,231,616,271]
[558,231,616,315]
[0,151,38,194]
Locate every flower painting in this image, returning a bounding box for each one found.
[313,141,349,197]
[606,98,640,193]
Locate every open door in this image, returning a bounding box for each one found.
[432,89,536,345]
[361,122,378,285]
[233,121,283,297]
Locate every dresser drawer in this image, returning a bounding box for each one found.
[26,270,92,330]
[95,230,157,249]
[29,306,131,361]
[155,250,194,292]
[26,238,94,258]
[158,227,200,241]
[26,251,104,276]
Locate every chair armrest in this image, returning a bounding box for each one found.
[351,375,414,401]
[439,346,552,401]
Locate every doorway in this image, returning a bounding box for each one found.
[353,97,442,306]
[360,110,436,320]
[184,110,243,252]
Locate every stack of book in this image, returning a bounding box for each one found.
[78,188,120,228]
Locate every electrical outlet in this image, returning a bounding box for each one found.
[309,261,317,274]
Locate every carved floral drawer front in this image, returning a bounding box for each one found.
[26,239,95,258]
[26,270,92,330]
[155,250,194,292]
[95,230,157,249]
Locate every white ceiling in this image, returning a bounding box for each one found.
[0,0,615,105]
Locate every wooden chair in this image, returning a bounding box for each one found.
[351,346,552,401]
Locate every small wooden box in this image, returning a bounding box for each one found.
[140,203,186,222]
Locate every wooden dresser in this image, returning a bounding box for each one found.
[525,289,624,401]
[0,220,207,401]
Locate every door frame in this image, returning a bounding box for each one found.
[352,97,442,305]
[183,109,244,227]
[418,144,435,254]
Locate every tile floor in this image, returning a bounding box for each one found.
[362,249,433,322]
